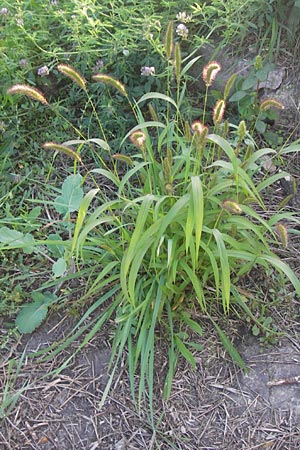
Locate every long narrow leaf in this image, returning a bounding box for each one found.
[213,229,231,312]
[210,317,248,372]
[137,93,178,111]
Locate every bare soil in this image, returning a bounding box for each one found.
[1,299,300,450]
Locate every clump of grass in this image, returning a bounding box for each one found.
[4,20,300,415]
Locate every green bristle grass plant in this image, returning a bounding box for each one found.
[3,20,300,415]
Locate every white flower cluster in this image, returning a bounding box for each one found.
[176,12,192,23]
[0,7,9,15]
[176,23,189,40]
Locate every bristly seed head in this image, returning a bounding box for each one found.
[130,130,147,148]
[57,63,87,90]
[222,200,243,215]
[237,120,247,140]
[192,120,207,135]
[202,61,221,87]
[43,142,82,162]
[213,99,226,125]
[191,121,209,148]
[92,74,127,96]
[259,98,285,112]
[7,84,48,105]
[275,223,288,248]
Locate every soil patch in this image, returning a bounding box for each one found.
[1,309,300,450]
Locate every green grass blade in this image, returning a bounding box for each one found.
[163,301,176,399]
[117,162,150,195]
[191,176,204,263]
[137,93,178,111]
[71,188,99,257]
[213,229,231,312]
[180,260,205,311]
[257,254,300,295]
[257,171,291,192]
[210,317,247,372]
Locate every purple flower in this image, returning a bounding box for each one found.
[92,59,104,73]
[141,66,155,76]
[37,65,49,77]
[19,58,28,68]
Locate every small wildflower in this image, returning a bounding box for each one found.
[141,66,155,76]
[259,98,284,112]
[222,200,243,215]
[19,58,28,68]
[50,0,58,4]
[176,12,192,23]
[0,7,9,15]
[123,49,129,57]
[92,59,104,73]
[16,17,24,26]
[213,99,226,125]
[202,61,221,87]
[130,130,147,148]
[37,65,49,77]
[176,23,189,39]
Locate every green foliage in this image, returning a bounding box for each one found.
[15,291,58,334]
[2,7,300,412]
[0,350,28,419]
[228,56,285,145]
[54,174,83,215]
[0,226,35,253]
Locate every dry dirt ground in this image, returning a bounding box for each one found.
[1,300,300,450]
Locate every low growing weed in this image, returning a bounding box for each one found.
[3,21,300,411]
